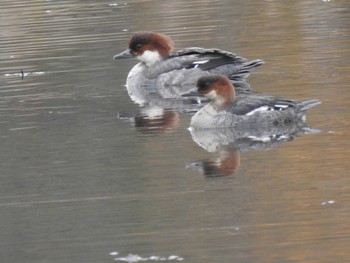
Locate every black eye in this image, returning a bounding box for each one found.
[135,44,143,50]
[204,82,211,88]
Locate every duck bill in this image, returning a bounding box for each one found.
[181,91,201,97]
[113,49,134,59]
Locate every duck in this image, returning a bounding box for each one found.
[187,121,320,177]
[190,75,321,129]
[113,31,263,100]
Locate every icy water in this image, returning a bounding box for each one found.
[1,1,349,262]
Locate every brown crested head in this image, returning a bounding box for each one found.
[128,32,174,57]
[196,75,235,106]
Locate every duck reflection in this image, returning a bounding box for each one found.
[134,106,179,134]
[186,146,240,178]
[124,80,251,109]
[118,105,180,134]
[117,81,252,134]
[117,81,204,134]
[117,80,206,134]
[187,122,320,177]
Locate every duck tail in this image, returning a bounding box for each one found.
[243,59,265,69]
[229,59,264,81]
[299,99,322,112]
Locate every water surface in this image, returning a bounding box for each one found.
[1,1,349,262]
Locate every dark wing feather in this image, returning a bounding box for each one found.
[170,47,248,70]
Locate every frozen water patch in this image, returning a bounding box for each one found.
[109,252,183,262]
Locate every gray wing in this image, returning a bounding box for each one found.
[228,93,297,115]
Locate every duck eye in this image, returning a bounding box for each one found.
[135,44,143,50]
[204,82,211,88]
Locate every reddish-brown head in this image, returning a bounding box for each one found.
[128,32,174,58]
[196,75,236,109]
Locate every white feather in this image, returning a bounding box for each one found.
[245,106,270,116]
[205,90,218,100]
[138,50,162,66]
[247,136,272,142]
[275,104,289,108]
[193,60,209,64]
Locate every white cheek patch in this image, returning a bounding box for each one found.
[138,50,162,66]
[205,90,217,100]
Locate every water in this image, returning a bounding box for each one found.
[1,1,349,262]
